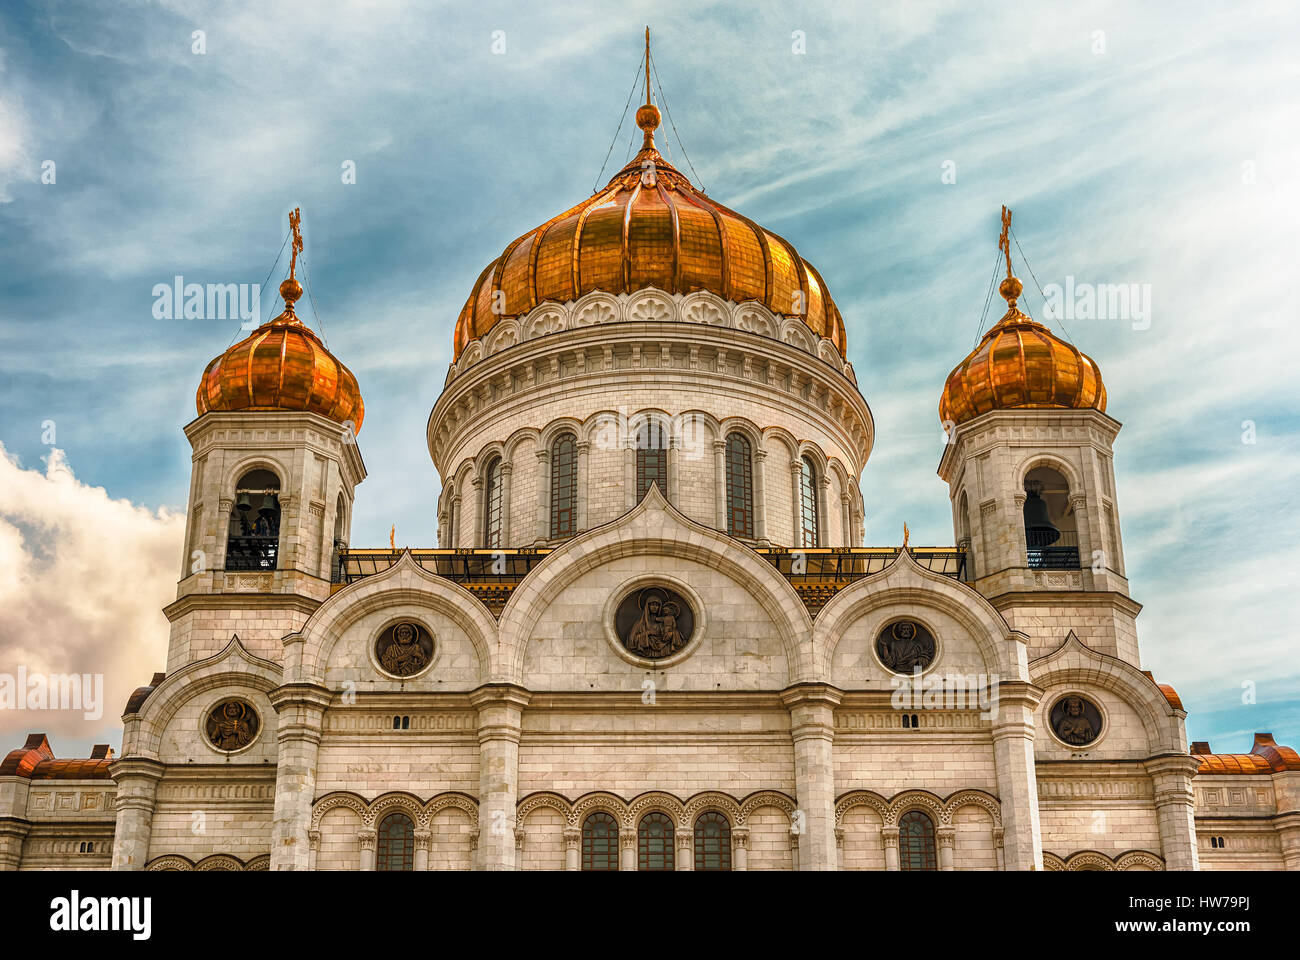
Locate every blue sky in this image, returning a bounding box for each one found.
[0,0,1297,756]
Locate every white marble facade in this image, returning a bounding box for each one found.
[2,296,1297,874]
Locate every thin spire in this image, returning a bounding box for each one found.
[635,26,662,151]
[644,26,652,108]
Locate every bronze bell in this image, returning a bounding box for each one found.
[258,494,278,518]
[236,493,252,512]
[1023,483,1060,548]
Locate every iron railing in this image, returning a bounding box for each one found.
[1026,531,1080,570]
[225,535,278,571]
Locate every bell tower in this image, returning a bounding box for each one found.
[937,208,1138,665]
[167,209,367,671]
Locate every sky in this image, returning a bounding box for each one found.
[0,0,1297,759]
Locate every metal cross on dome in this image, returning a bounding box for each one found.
[289,206,303,279]
[998,204,1013,279]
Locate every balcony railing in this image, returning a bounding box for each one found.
[334,545,966,617]
[1026,530,1080,570]
[225,536,279,571]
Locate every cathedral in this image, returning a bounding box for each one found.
[2,41,1297,873]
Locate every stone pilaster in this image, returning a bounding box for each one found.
[470,683,530,870]
[108,757,165,870]
[781,682,842,870]
[619,832,637,871]
[414,829,432,871]
[713,439,727,530]
[269,681,332,870]
[1145,754,1201,870]
[358,830,376,871]
[990,680,1044,870]
[0,818,32,871]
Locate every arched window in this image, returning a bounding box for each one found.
[550,433,578,539]
[376,812,415,871]
[226,469,280,571]
[637,812,674,871]
[483,457,503,548]
[798,456,820,547]
[725,432,754,538]
[694,812,732,871]
[898,810,937,871]
[635,420,669,501]
[1023,466,1078,570]
[581,812,619,871]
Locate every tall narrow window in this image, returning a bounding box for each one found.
[226,469,281,571]
[694,812,732,871]
[635,421,669,501]
[799,456,820,547]
[725,432,754,538]
[376,812,415,871]
[483,457,503,548]
[581,812,619,871]
[898,810,937,871]
[637,812,675,871]
[550,433,577,539]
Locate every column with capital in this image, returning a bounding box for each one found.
[881,825,900,871]
[781,683,842,869]
[676,831,693,871]
[713,438,728,530]
[937,825,956,870]
[470,684,530,870]
[619,831,637,871]
[358,830,376,871]
[732,828,749,871]
[413,829,431,871]
[575,440,590,532]
[752,447,768,540]
[564,826,581,871]
[535,447,551,541]
[790,461,804,543]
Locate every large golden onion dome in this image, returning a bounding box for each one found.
[197,210,365,431]
[939,208,1106,427]
[453,44,845,361]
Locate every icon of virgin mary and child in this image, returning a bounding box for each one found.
[624,588,689,659]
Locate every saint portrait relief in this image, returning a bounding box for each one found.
[615,587,695,660]
[204,699,260,752]
[375,621,435,678]
[1050,695,1102,746]
[875,619,936,674]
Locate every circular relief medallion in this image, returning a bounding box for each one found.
[1050,694,1103,746]
[875,619,937,674]
[204,699,260,752]
[375,621,434,678]
[615,586,695,660]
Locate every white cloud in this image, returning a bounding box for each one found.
[0,444,181,757]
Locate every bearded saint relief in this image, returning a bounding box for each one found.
[1050,695,1102,746]
[875,619,936,674]
[376,621,434,677]
[616,587,694,660]
[205,699,260,751]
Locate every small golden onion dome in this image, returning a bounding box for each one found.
[939,299,1105,426]
[452,43,845,361]
[196,276,364,431]
[940,208,1105,426]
